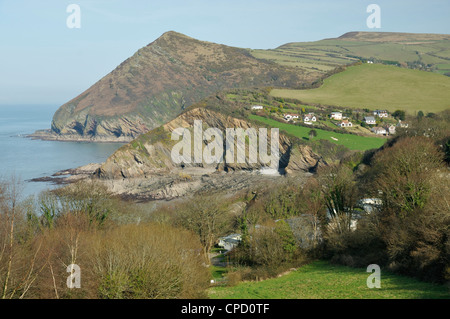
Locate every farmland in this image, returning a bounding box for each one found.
[271,63,450,114]
[251,31,450,76]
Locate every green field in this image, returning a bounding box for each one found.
[209,260,450,299]
[249,115,385,151]
[271,64,450,114]
[251,32,450,77]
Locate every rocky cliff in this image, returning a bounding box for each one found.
[94,106,325,200]
[49,31,312,142]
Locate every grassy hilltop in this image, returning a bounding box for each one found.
[251,31,450,75]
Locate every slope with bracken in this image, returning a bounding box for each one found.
[46,31,315,142]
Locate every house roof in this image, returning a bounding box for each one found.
[364,116,376,121]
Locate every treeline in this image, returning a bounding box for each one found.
[226,132,449,284]
[0,181,210,299]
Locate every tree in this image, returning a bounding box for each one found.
[0,177,47,299]
[392,110,406,121]
[172,195,232,264]
[308,129,317,140]
[417,110,424,120]
[298,178,326,251]
[317,165,358,234]
[370,136,449,282]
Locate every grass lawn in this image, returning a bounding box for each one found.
[208,260,450,299]
[249,114,386,151]
[271,64,450,114]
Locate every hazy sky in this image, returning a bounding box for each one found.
[0,0,449,105]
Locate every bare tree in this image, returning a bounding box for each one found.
[172,195,232,264]
[317,165,358,234]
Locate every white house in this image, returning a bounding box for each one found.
[364,116,376,125]
[284,114,299,121]
[330,112,343,120]
[373,110,388,118]
[371,126,387,135]
[397,120,409,128]
[358,198,382,213]
[385,125,396,135]
[303,113,317,122]
[217,234,242,251]
[337,120,353,128]
[251,105,264,110]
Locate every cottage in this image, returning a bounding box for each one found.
[396,120,409,128]
[251,105,264,110]
[371,126,387,135]
[303,113,317,122]
[284,113,299,121]
[373,110,388,118]
[358,198,382,213]
[337,120,353,128]
[217,234,242,251]
[330,112,343,120]
[364,116,376,125]
[385,125,396,135]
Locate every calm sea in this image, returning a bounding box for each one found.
[0,105,124,199]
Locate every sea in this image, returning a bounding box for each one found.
[0,105,124,199]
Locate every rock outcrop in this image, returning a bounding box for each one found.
[93,107,326,200]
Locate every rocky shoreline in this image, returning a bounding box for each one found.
[27,129,132,143]
[28,163,102,185]
[28,162,311,202]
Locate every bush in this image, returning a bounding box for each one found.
[93,224,210,299]
[230,221,307,280]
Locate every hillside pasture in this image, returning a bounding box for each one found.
[271,64,450,114]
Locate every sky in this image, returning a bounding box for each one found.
[0,0,449,105]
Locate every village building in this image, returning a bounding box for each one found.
[337,120,353,128]
[385,124,396,135]
[284,113,299,121]
[396,120,409,128]
[303,113,317,123]
[364,116,376,125]
[251,105,264,110]
[373,110,389,117]
[217,234,242,251]
[330,111,343,120]
[371,126,387,135]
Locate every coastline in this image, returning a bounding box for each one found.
[27,129,132,143]
[27,163,102,185]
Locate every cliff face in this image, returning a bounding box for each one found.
[93,107,325,200]
[50,31,311,141]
